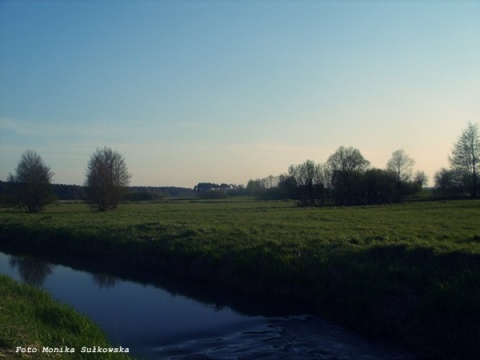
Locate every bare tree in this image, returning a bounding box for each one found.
[386,149,415,183]
[449,122,480,198]
[85,147,131,211]
[8,150,54,212]
[288,160,325,205]
[288,160,323,188]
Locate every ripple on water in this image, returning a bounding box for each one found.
[153,315,418,360]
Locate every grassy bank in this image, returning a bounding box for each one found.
[1,199,479,359]
[0,275,131,359]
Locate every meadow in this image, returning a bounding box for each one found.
[1,199,479,359]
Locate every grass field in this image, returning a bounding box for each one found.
[1,199,479,359]
[0,275,131,359]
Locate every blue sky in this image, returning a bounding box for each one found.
[1,0,479,187]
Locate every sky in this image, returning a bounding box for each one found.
[1,0,479,187]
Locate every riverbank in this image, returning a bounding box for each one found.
[1,200,479,359]
[0,275,131,359]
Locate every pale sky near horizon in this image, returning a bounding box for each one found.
[1,0,479,187]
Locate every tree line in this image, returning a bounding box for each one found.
[2,122,479,212]
[0,181,194,203]
[247,122,479,205]
[247,148,426,206]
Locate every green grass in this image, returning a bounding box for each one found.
[1,199,480,359]
[0,275,131,359]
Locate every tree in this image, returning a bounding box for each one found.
[288,160,325,205]
[362,168,397,204]
[327,146,370,174]
[413,171,428,188]
[386,149,415,183]
[327,146,370,205]
[277,174,298,199]
[85,147,131,211]
[434,168,467,199]
[7,150,54,212]
[449,122,480,198]
[385,149,418,201]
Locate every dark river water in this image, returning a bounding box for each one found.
[0,251,418,359]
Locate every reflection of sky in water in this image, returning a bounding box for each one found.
[0,251,418,360]
[0,252,270,358]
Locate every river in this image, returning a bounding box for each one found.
[0,251,418,359]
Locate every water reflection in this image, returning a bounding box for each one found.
[8,256,54,287]
[92,273,118,289]
[0,250,418,360]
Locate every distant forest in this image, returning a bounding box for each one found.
[0,172,473,206]
[0,181,194,202]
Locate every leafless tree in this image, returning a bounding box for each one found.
[288,160,326,205]
[289,160,319,187]
[7,150,54,212]
[85,147,131,211]
[386,149,415,183]
[449,122,480,198]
